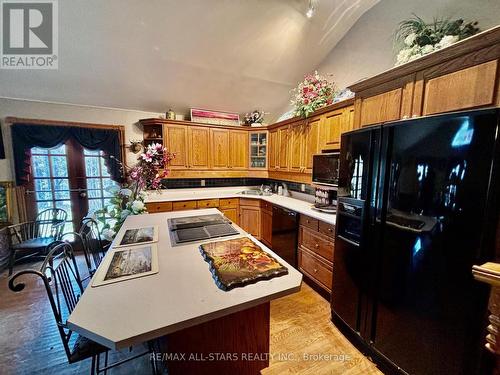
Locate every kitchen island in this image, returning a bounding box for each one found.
[67,208,302,374]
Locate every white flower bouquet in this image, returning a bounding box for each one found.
[96,143,175,240]
[395,15,479,66]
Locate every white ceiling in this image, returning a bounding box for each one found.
[0,0,379,121]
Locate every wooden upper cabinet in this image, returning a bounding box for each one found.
[188,127,210,169]
[277,126,289,170]
[268,129,278,170]
[349,27,500,128]
[288,122,304,172]
[421,59,498,116]
[303,117,320,172]
[229,130,248,169]
[321,109,342,149]
[164,125,188,168]
[210,128,230,169]
[357,88,402,127]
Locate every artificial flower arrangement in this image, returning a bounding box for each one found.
[395,15,480,66]
[244,110,265,125]
[291,71,336,118]
[97,143,175,240]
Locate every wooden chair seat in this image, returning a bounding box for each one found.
[69,334,108,364]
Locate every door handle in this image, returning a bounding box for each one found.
[79,192,87,198]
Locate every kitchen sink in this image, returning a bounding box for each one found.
[239,189,273,196]
[240,190,263,196]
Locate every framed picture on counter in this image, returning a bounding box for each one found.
[92,244,159,287]
[114,225,158,247]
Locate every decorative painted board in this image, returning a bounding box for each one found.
[190,108,240,126]
[114,225,158,248]
[199,237,288,290]
[92,244,159,287]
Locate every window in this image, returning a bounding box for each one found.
[31,144,74,233]
[29,143,119,233]
[84,149,118,215]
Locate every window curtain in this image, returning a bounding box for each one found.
[11,123,123,185]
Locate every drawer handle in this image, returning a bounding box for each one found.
[306,220,310,223]
[328,228,333,232]
[315,243,319,248]
[313,268,318,273]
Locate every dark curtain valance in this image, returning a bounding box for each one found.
[11,123,123,185]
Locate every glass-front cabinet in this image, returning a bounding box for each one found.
[249,131,267,169]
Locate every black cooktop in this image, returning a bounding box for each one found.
[168,214,239,245]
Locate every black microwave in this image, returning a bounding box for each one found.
[312,152,340,187]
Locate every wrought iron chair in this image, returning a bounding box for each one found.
[63,218,109,278]
[8,242,161,374]
[7,208,67,275]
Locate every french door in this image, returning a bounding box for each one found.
[27,138,118,232]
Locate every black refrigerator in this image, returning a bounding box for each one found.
[331,108,500,375]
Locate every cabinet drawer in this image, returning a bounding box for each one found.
[300,215,319,231]
[172,200,197,211]
[261,201,273,212]
[300,227,334,262]
[145,202,173,213]
[239,198,261,207]
[299,247,332,292]
[318,221,335,239]
[219,198,239,208]
[197,199,219,208]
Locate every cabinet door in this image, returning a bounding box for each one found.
[303,117,320,172]
[278,126,289,170]
[210,128,230,169]
[321,109,343,150]
[422,60,498,116]
[288,122,303,172]
[341,106,355,134]
[261,209,273,247]
[229,130,248,169]
[188,127,210,169]
[358,88,402,127]
[268,129,278,170]
[221,207,239,225]
[240,206,261,239]
[165,125,188,168]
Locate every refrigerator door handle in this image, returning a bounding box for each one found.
[337,235,360,247]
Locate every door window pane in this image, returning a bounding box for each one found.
[31,144,73,233]
[51,156,69,177]
[32,155,50,177]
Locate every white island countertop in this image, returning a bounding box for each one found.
[145,187,337,225]
[67,209,303,350]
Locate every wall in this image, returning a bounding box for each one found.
[316,0,500,89]
[0,97,161,182]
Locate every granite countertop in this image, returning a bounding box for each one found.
[144,187,337,225]
[68,209,303,350]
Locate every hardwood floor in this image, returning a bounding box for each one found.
[263,283,382,375]
[0,259,381,374]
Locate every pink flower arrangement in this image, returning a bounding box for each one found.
[291,71,336,118]
[129,142,175,192]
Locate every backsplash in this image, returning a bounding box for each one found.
[161,178,317,195]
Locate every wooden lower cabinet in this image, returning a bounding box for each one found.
[239,199,261,239]
[172,200,198,211]
[145,201,173,213]
[261,205,273,247]
[219,198,240,225]
[220,207,239,224]
[298,214,335,295]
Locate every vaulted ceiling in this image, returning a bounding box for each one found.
[0,0,379,121]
